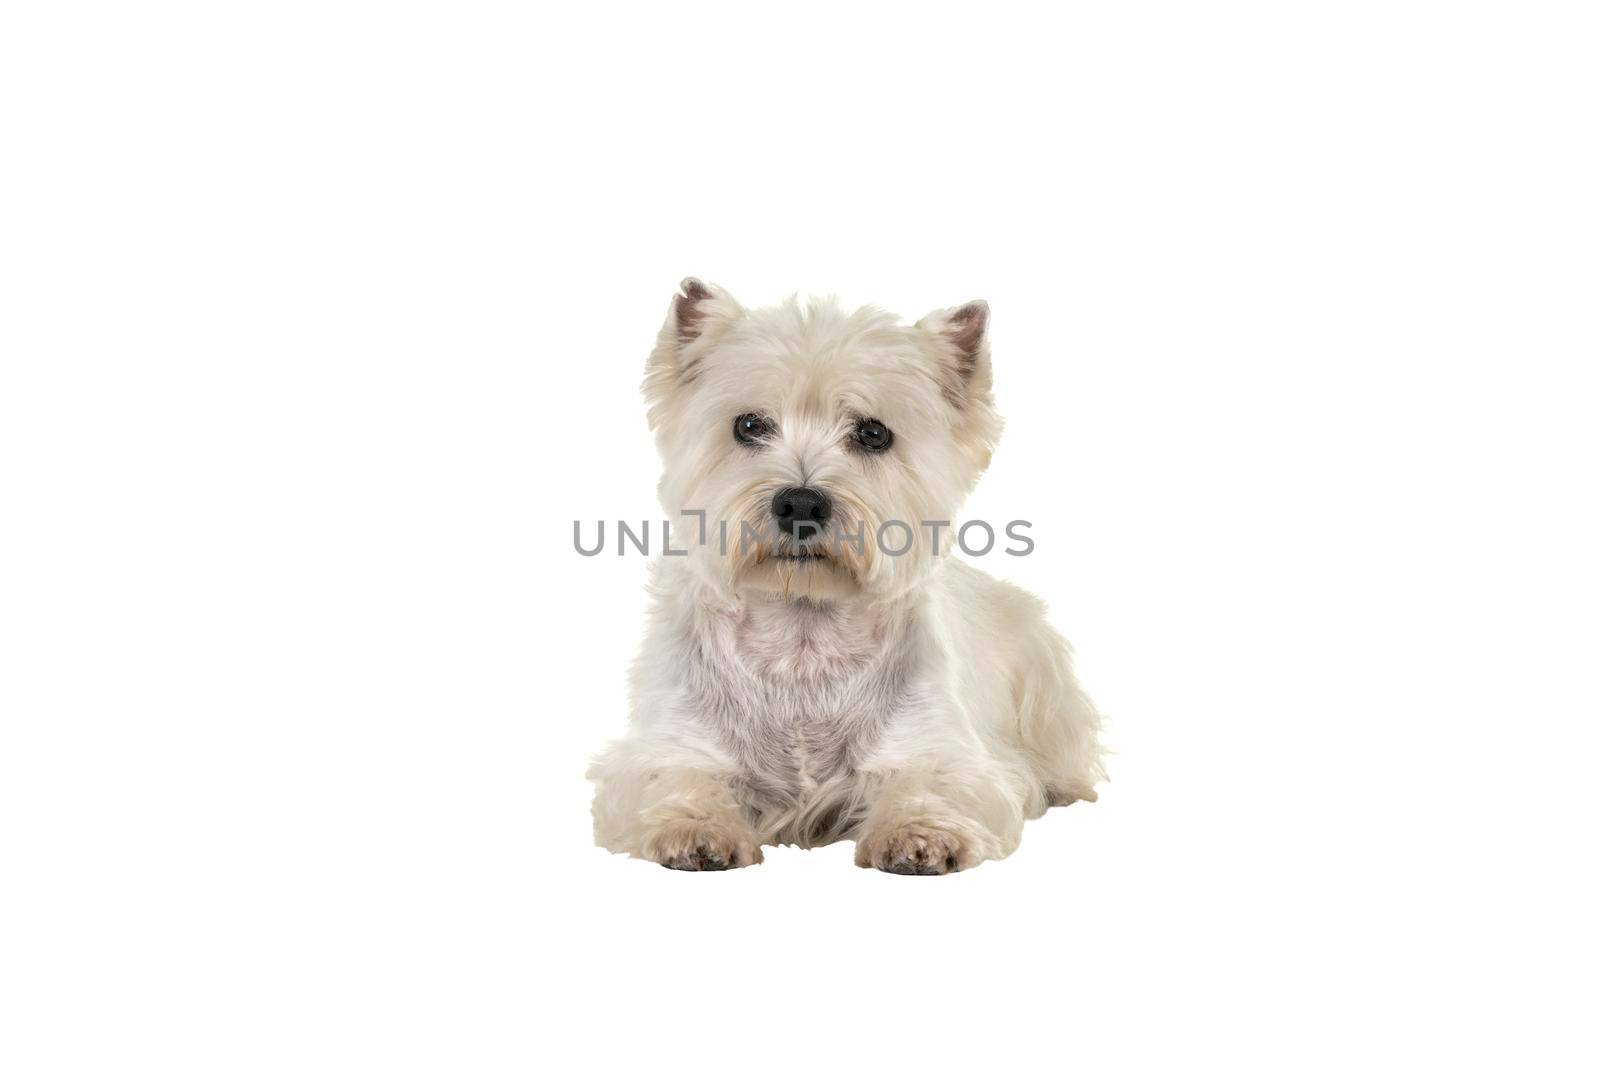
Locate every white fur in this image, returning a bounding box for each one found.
[589,280,1105,873]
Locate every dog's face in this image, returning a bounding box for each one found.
[643,279,1002,602]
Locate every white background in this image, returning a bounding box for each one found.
[3,2,1596,1063]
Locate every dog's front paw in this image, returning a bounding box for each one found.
[646,821,764,872]
[854,824,979,876]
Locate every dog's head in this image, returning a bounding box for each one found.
[643,279,1002,603]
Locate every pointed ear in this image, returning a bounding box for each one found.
[917,299,992,408]
[644,277,743,413]
[670,277,715,343]
[665,276,741,346]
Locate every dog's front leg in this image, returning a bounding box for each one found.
[588,737,763,871]
[852,742,1030,876]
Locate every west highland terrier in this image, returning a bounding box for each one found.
[588,279,1105,874]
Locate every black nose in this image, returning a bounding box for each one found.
[771,486,833,540]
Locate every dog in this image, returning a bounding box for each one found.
[588,279,1105,874]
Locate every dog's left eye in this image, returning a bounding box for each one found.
[853,418,893,453]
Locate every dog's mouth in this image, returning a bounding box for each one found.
[737,535,863,598]
[752,540,844,565]
[769,545,830,563]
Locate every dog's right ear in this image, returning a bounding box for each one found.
[669,277,721,345]
[644,277,742,409]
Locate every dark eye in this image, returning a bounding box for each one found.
[733,412,776,446]
[853,418,893,453]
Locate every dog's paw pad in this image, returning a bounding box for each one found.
[855,825,977,875]
[661,844,732,872]
[648,823,763,872]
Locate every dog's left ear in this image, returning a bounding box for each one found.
[917,299,993,408]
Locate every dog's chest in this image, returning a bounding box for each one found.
[740,679,878,790]
[694,604,910,800]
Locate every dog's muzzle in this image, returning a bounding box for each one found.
[770,486,832,542]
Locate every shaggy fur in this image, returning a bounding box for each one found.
[589,279,1105,873]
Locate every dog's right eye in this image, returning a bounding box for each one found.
[733,413,776,446]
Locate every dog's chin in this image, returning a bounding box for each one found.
[735,554,861,602]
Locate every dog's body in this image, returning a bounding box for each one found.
[589,281,1104,873]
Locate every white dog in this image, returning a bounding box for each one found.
[589,280,1105,874]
